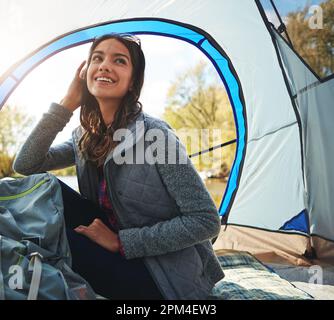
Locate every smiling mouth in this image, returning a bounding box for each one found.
[95,77,115,84]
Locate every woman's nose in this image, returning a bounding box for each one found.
[99,60,112,72]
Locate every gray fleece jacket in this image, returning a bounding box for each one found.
[13,103,224,300]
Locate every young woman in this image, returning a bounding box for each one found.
[13,34,224,300]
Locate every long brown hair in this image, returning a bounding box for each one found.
[79,34,145,167]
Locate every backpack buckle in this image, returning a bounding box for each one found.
[28,252,44,260]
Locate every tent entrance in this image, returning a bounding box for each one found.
[0,17,247,223]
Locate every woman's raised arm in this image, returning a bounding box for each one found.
[13,61,87,176]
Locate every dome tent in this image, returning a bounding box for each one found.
[1,0,333,266]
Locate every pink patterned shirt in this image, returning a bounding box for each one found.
[98,167,125,257]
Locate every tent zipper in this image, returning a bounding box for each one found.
[0,179,49,201]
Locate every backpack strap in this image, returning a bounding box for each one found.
[27,252,43,300]
[0,236,5,300]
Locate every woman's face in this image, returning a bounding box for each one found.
[86,38,133,106]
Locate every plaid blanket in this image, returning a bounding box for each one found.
[208,251,313,300]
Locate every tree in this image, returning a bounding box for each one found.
[0,104,34,177]
[286,0,334,77]
[163,61,236,175]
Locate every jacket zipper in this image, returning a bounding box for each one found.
[0,179,49,201]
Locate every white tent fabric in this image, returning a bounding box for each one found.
[228,123,305,230]
[274,31,334,243]
[0,0,333,260]
[304,79,334,240]
[274,30,319,96]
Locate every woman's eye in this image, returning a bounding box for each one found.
[115,58,126,65]
[92,55,102,62]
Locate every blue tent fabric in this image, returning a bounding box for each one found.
[279,210,310,234]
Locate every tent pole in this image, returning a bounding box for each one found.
[269,0,294,48]
[189,139,237,159]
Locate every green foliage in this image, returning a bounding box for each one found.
[0,104,34,156]
[286,0,334,77]
[0,154,15,178]
[163,61,236,176]
[0,104,34,178]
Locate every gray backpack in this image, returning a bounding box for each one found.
[0,173,96,300]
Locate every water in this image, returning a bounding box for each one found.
[204,178,227,208]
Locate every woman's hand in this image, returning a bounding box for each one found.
[74,218,121,253]
[60,60,86,112]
